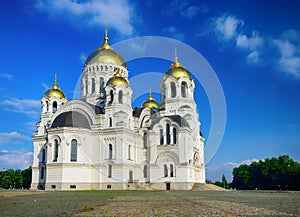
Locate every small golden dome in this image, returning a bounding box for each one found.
[84,27,126,67]
[44,74,66,99]
[163,50,191,80]
[142,91,159,109]
[106,71,129,88]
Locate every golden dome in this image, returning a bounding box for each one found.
[163,50,191,80]
[84,28,126,67]
[44,74,66,99]
[106,71,129,88]
[142,91,159,109]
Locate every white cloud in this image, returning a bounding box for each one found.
[79,52,87,64]
[206,158,259,182]
[35,0,134,35]
[24,121,37,132]
[0,132,31,145]
[210,14,300,77]
[0,73,13,80]
[236,32,263,50]
[213,14,243,40]
[212,14,263,63]
[247,51,260,63]
[0,98,40,117]
[274,39,300,77]
[275,39,295,58]
[281,29,300,44]
[0,149,33,169]
[163,26,184,41]
[279,57,300,77]
[169,0,189,13]
[236,32,263,63]
[181,6,200,18]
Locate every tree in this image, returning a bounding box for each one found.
[21,167,32,189]
[222,174,228,189]
[0,175,12,189]
[232,164,250,190]
[214,181,223,188]
[14,169,23,189]
[0,167,32,189]
[232,155,300,190]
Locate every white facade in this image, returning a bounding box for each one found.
[31,33,205,190]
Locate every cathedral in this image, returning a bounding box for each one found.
[31,30,205,190]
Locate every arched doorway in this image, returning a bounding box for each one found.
[166,182,171,191]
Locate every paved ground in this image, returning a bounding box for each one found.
[1,190,299,217]
[73,191,298,217]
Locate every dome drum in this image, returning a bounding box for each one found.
[83,63,128,80]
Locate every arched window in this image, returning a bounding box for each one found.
[92,78,96,93]
[53,139,58,162]
[99,77,104,92]
[170,82,176,98]
[129,170,133,182]
[164,164,168,177]
[143,165,147,178]
[173,128,177,144]
[166,124,171,144]
[118,90,123,103]
[40,167,45,179]
[128,145,131,160]
[71,139,78,162]
[109,144,113,159]
[143,132,147,148]
[46,101,49,112]
[181,81,187,98]
[170,164,174,177]
[110,90,114,104]
[108,165,112,178]
[42,149,46,163]
[160,129,164,145]
[193,153,199,165]
[52,101,57,113]
[85,78,88,94]
[109,117,112,127]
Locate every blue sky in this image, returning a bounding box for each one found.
[0,0,300,181]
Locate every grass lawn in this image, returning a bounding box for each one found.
[0,190,299,216]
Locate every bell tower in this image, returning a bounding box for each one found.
[160,50,196,117]
[40,74,67,126]
[104,71,133,129]
[81,28,128,106]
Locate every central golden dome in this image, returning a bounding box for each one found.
[163,51,191,80]
[142,91,159,109]
[84,29,126,67]
[106,71,129,87]
[44,75,66,99]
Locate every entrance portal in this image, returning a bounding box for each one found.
[129,170,133,183]
[166,182,171,190]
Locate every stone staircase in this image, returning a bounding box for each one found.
[191,183,226,191]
